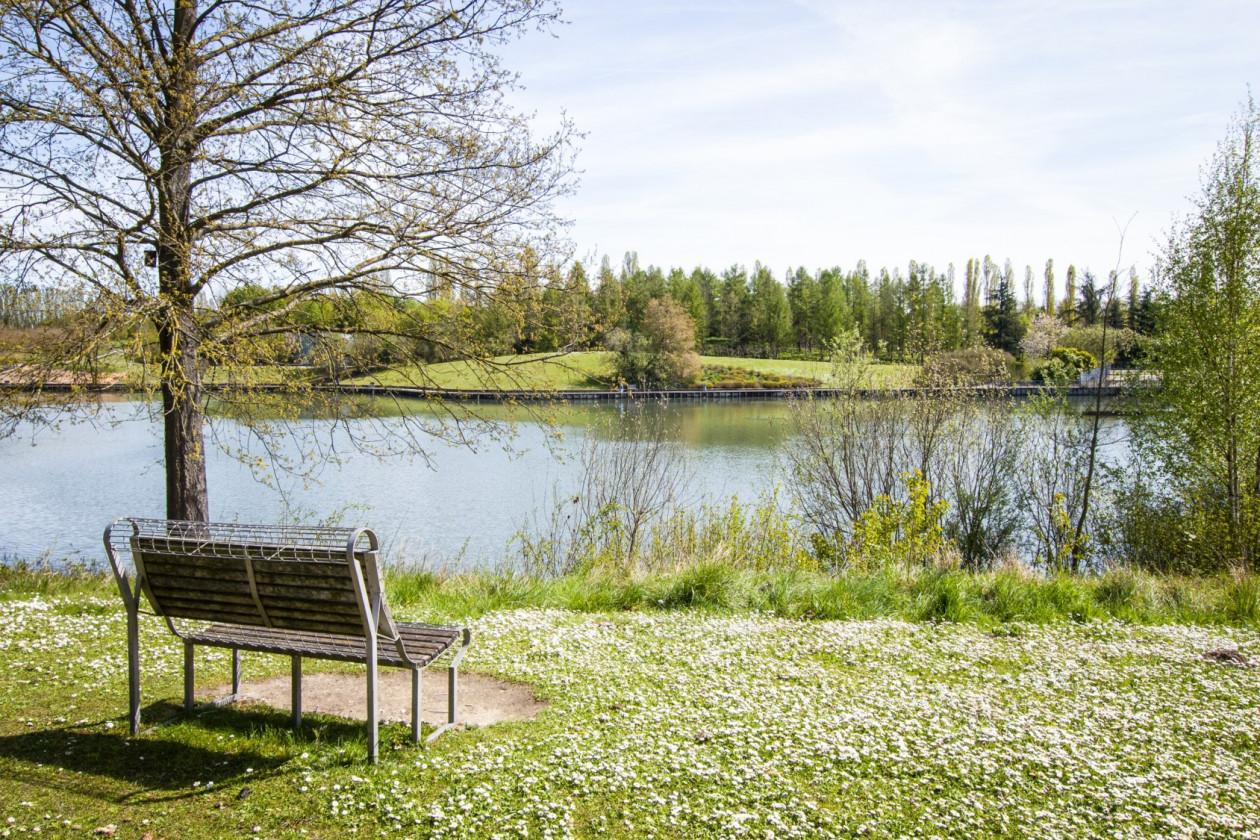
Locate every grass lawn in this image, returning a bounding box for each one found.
[358,352,617,391]
[355,352,918,392]
[2,581,1258,838]
[11,348,917,393]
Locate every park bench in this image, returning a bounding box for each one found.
[104,517,471,763]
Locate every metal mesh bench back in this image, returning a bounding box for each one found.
[127,520,377,638]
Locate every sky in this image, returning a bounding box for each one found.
[499,0,1260,290]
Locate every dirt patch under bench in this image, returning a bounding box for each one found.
[206,669,546,727]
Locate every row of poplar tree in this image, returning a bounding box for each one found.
[493,251,1159,362]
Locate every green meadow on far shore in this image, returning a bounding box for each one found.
[2,563,1260,839]
[355,351,918,391]
[33,350,919,393]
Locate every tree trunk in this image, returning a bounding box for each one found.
[156,0,208,522]
[157,301,209,521]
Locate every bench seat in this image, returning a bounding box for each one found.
[185,622,461,667]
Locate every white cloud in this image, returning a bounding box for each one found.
[501,0,1260,281]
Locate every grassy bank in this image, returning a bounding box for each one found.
[354,351,918,392]
[1,572,1258,839]
[5,562,1260,628]
[9,351,918,393]
[357,352,615,391]
[384,565,1260,629]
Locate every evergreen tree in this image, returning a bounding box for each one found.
[1132,287,1158,335]
[905,261,941,362]
[1078,271,1102,326]
[692,267,720,344]
[667,267,706,340]
[622,258,666,331]
[849,260,872,347]
[716,265,751,352]
[748,263,792,355]
[982,270,1025,355]
[787,266,819,353]
[592,255,625,340]
[818,268,853,350]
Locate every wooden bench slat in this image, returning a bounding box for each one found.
[252,583,360,605]
[145,576,256,600]
[140,559,250,579]
[264,605,364,624]
[146,585,364,617]
[140,553,354,575]
[143,572,251,593]
[252,559,364,579]
[267,617,371,635]
[185,622,458,667]
[246,570,354,589]
[251,575,358,596]
[145,587,259,609]
[156,604,270,624]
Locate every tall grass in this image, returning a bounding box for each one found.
[8,550,1260,629]
[0,554,115,598]
[379,562,1260,628]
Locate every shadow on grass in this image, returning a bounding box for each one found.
[0,699,374,802]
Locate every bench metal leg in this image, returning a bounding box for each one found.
[426,628,471,743]
[420,664,460,743]
[291,655,302,730]
[448,663,458,726]
[173,644,242,719]
[411,668,421,743]
[184,642,195,712]
[126,610,141,735]
[366,640,378,764]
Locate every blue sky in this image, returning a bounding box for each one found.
[500,0,1260,288]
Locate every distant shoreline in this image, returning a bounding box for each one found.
[3,380,1126,401]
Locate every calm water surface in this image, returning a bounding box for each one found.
[0,399,793,567]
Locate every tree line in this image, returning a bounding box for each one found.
[411,249,1161,366]
[1,248,1161,379]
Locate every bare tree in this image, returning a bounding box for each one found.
[516,401,692,575]
[785,333,1025,569]
[1014,391,1096,571]
[0,0,575,519]
[1068,220,1137,567]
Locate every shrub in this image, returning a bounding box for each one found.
[609,298,700,387]
[694,364,819,389]
[1032,346,1096,384]
[1058,325,1137,365]
[815,472,955,572]
[1099,471,1198,574]
[919,347,1015,387]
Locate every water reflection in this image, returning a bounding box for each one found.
[244,393,799,449]
[0,397,788,568]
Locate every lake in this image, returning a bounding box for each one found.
[0,395,1129,570]
[0,398,796,567]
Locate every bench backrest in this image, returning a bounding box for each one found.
[107,518,383,638]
